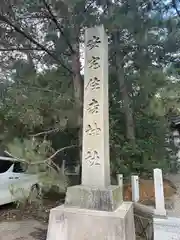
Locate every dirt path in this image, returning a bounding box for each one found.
[0,195,64,240]
[0,220,47,240]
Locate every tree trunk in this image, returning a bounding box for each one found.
[112,30,136,145]
[72,44,83,164]
[117,63,136,145]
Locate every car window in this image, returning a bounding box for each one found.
[0,160,13,173]
[13,162,25,173]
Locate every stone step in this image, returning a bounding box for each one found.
[154,217,180,239]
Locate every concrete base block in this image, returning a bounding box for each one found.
[65,185,123,211]
[46,202,135,240]
[154,208,167,217]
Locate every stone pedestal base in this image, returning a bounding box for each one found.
[154,208,167,217]
[65,185,123,211]
[46,202,135,240]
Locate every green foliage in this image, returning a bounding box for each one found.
[7,138,69,193]
[0,0,180,184]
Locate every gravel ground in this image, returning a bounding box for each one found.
[0,220,47,240]
[0,193,65,240]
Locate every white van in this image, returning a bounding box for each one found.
[0,157,40,205]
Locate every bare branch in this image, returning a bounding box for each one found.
[79,0,95,28]
[30,128,60,137]
[0,14,73,74]
[0,48,44,51]
[0,156,27,163]
[48,160,61,172]
[42,0,75,54]
[84,0,95,12]
[48,145,79,160]
[3,145,80,169]
[3,151,28,163]
[172,0,180,17]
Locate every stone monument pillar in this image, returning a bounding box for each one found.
[82,25,110,188]
[46,25,135,240]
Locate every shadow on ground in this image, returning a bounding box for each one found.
[29,227,47,240]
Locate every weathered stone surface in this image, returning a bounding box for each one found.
[65,185,123,211]
[82,25,110,188]
[154,217,180,239]
[154,168,166,216]
[131,175,139,202]
[46,202,135,240]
